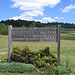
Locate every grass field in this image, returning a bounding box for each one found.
[61,28,75,40]
[0,34,75,74]
[61,28,75,34]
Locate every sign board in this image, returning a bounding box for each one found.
[8,25,61,65]
[12,28,57,42]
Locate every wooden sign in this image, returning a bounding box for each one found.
[12,28,57,42]
[8,25,61,66]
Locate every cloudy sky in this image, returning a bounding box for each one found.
[0,0,75,23]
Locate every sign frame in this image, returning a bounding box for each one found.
[8,25,61,65]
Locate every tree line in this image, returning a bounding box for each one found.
[0,19,75,35]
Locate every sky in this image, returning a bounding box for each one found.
[0,0,75,23]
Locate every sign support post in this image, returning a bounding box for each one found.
[57,25,61,65]
[8,25,12,62]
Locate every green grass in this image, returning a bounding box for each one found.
[61,28,75,34]
[0,62,36,73]
[0,35,8,51]
[61,34,75,40]
[0,35,75,74]
[0,72,47,75]
[0,72,75,75]
[61,28,75,40]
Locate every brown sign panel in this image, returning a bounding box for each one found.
[12,27,57,42]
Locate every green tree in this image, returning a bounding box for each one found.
[29,22,36,27]
[21,25,26,28]
[0,23,8,35]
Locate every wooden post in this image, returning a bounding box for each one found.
[57,25,61,65]
[8,25,12,62]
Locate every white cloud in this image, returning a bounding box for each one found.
[55,17,64,20]
[10,16,34,21]
[10,0,60,22]
[35,17,55,23]
[62,4,75,13]
[11,0,60,10]
[21,10,44,17]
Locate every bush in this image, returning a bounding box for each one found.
[0,62,36,73]
[54,65,72,75]
[39,65,72,75]
[11,47,57,68]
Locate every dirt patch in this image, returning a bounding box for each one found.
[31,71,44,74]
[0,52,7,54]
[70,33,75,35]
[0,48,8,50]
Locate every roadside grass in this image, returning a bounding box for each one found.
[0,35,75,74]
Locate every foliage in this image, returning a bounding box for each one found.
[39,65,72,75]
[21,25,26,28]
[0,23,8,35]
[29,22,36,27]
[65,54,72,72]
[11,47,57,68]
[54,65,72,75]
[0,19,75,28]
[0,62,36,73]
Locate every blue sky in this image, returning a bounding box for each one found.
[0,0,75,23]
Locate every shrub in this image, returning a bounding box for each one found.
[11,47,22,62]
[54,65,72,75]
[0,62,36,73]
[11,47,57,68]
[39,65,72,75]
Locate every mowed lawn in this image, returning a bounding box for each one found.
[0,34,75,68]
